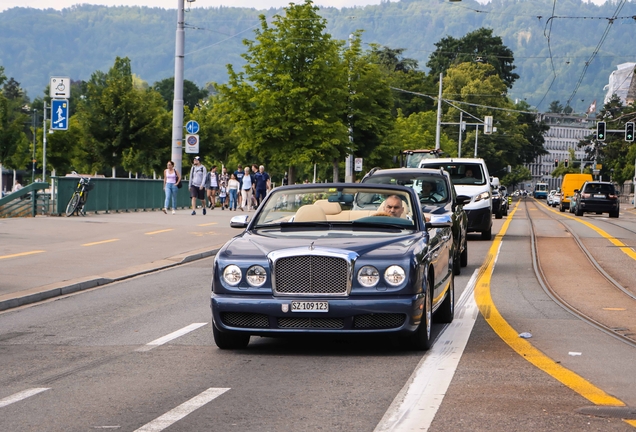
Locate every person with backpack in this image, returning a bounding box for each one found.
[189,156,207,215]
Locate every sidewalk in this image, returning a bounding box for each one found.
[0,206,243,311]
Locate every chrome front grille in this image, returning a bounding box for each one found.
[354,313,406,329]
[278,317,344,329]
[221,312,269,328]
[273,255,349,296]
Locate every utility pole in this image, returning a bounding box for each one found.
[458,112,463,158]
[345,34,354,183]
[171,0,187,176]
[43,101,47,183]
[435,73,443,150]
[474,125,479,158]
[32,109,37,183]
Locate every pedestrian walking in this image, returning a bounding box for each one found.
[218,183,227,210]
[234,164,244,189]
[206,165,219,210]
[255,165,271,206]
[228,173,239,211]
[189,156,207,215]
[162,161,181,214]
[219,166,229,209]
[250,164,259,209]
[240,166,254,211]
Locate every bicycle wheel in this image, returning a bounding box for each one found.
[79,192,89,215]
[65,193,80,217]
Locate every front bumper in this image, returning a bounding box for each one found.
[211,294,424,335]
[465,206,492,233]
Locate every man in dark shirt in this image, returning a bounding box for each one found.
[254,165,271,205]
[234,164,244,189]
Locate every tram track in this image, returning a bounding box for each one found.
[523,198,636,349]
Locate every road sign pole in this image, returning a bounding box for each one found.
[43,101,47,183]
[171,0,185,176]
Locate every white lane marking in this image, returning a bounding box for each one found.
[0,388,50,408]
[133,388,230,432]
[375,268,482,432]
[136,323,207,352]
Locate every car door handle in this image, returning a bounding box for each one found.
[441,235,450,242]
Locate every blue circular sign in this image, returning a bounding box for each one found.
[185,120,200,134]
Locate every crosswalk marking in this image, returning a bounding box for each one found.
[0,388,50,409]
[133,388,230,432]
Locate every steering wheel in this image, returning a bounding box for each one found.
[420,194,439,204]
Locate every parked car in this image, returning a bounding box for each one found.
[211,183,456,351]
[551,190,561,208]
[547,190,557,206]
[571,181,620,218]
[499,186,509,216]
[361,167,470,275]
[417,158,494,240]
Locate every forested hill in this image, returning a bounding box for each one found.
[1,0,635,112]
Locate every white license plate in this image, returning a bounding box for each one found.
[291,301,329,312]
[594,194,605,198]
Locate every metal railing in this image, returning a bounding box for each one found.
[0,182,50,218]
[52,176,192,215]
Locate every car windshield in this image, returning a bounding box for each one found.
[583,183,615,194]
[418,163,486,186]
[363,174,449,206]
[252,185,416,229]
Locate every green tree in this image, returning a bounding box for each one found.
[0,67,29,191]
[547,101,564,114]
[78,57,171,176]
[502,165,532,190]
[217,0,348,184]
[152,77,209,111]
[426,28,519,89]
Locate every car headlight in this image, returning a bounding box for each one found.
[223,264,242,286]
[384,265,406,286]
[246,265,267,287]
[474,191,490,202]
[357,265,380,287]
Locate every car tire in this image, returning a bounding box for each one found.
[481,227,492,241]
[405,278,433,351]
[503,205,508,216]
[495,210,503,219]
[212,321,250,349]
[559,204,565,212]
[460,238,468,267]
[609,210,619,218]
[575,207,583,217]
[435,275,454,324]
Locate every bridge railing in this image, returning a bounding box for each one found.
[0,182,50,218]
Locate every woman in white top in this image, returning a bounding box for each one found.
[227,173,240,211]
[163,160,181,214]
[240,166,253,211]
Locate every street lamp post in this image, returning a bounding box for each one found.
[171,0,189,176]
[32,109,37,183]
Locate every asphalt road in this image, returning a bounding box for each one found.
[1,200,635,431]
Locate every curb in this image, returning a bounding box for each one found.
[0,248,219,312]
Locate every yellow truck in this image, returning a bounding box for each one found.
[559,173,593,212]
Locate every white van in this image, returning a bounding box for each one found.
[419,158,493,240]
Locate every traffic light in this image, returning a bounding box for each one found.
[597,121,606,141]
[564,159,568,168]
[554,159,559,167]
[626,122,634,142]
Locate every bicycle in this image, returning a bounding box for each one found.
[65,176,94,217]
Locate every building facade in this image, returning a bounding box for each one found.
[526,113,594,192]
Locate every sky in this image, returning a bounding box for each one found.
[0,0,607,13]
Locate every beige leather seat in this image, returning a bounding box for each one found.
[294,205,327,222]
[314,200,342,216]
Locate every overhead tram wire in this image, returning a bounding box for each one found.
[565,0,628,108]
[535,0,559,111]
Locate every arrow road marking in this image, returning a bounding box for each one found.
[133,388,230,432]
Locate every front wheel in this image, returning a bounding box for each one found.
[460,239,468,267]
[65,193,80,217]
[404,282,433,351]
[609,210,619,218]
[481,227,492,241]
[212,321,250,350]
[575,206,583,217]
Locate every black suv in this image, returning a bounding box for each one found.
[362,167,470,275]
[571,181,620,218]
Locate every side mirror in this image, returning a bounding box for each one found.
[573,189,579,193]
[230,215,249,229]
[425,213,452,229]
[455,195,471,206]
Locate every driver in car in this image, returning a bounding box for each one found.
[381,195,405,218]
[420,181,444,202]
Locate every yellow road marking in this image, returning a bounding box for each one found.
[542,201,636,261]
[602,307,626,311]
[145,229,174,235]
[0,250,45,260]
[197,222,218,227]
[475,202,629,413]
[82,239,119,247]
